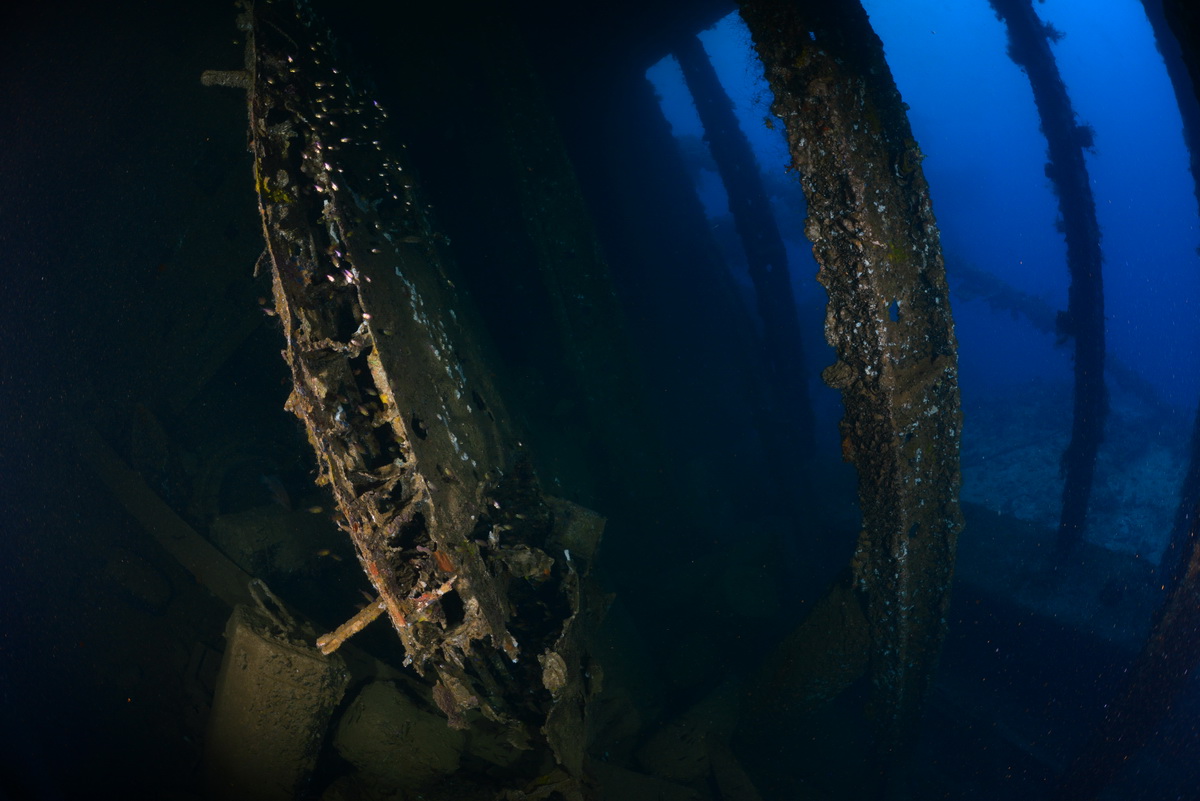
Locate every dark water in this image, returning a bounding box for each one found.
[1,1,1197,799]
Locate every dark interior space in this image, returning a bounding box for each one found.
[2,0,1200,799]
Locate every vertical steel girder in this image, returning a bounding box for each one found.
[739,0,964,766]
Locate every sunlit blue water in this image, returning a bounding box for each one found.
[650,1,1198,564]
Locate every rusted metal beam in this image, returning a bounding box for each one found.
[217,0,598,785]
[989,0,1108,558]
[738,0,964,777]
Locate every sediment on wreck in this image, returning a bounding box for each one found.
[738,0,963,790]
[989,0,1108,559]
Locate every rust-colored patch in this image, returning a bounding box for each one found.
[432,548,455,573]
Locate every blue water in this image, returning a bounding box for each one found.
[660,2,1199,405]
[650,2,1199,563]
[643,6,1200,796]
[4,0,1199,798]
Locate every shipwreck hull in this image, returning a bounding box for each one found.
[216,0,599,784]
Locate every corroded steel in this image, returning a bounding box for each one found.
[227,0,595,777]
[739,0,964,764]
[989,0,1107,558]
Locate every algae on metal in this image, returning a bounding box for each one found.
[989,0,1108,560]
[224,0,599,786]
[739,0,964,775]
